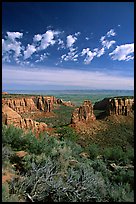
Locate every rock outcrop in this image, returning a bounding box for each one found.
[2,92,8,94]
[2,97,38,114]
[71,100,96,125]
[2,104,48,136]
[35,96,57,112]
[107,98,134,116]
[57,98,75,107]
[94,97,134,116]
[2,96,57,114]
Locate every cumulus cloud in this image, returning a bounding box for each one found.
[101,40,116,49]
[57,39,65,50]
[33,34,42,42]
[60,47,78,62]
[100,36,105,42]
[35,53,49,63]
[24,44,36,60]
[39,30,56,50]
[2,32,23,61]
[109,43,134,61]
[100,29,116,49]
[75,32,81,36]
[66,35,77,48]
[96,48,105,57]
[2,65,134,90]
[81,48,97,64]
[7,31,23,41]
[106,29,116,37]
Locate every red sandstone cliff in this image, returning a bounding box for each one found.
[71,100,96,125]
[2,104,48,136]
[2,96,57,114]
[94,97,134,116]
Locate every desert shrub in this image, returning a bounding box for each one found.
[125,147,134,164]
[2,183,22,202]
[85,143,100,159]
[103,146,126,163]
[2,124,24,150]
[111,169,134,189]
[13,158,107,202]
[57,126,78,142]
[107,183,134,202]
[2,144,14,164]
[2,125,57,155]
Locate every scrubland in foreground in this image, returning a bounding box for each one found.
[2,93,134,202]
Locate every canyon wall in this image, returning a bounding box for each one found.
[2,96,57,114]
[94,97,134,116]
[2,104,47,136]
[71,100,96,125]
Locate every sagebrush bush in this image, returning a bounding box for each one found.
[13,157,108,202]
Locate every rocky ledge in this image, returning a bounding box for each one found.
[2,104,48,137]
[94,97,134,116]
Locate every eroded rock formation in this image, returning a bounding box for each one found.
[2,96,57,114]
[57,98,75,107]
[2,104,48,136]
[2,92,8,94]
[94,97,134,116]
[71,100,96,124]
[107,98,134,116]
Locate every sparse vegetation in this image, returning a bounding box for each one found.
[2,93,134,202]
[2,122,134,202]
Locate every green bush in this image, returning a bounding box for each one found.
[57,126,78,142]
[86,143,100,159]
[103,146,126,163]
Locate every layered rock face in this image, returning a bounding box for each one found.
[2,97,38,114]
[2,105,47,136]
[71,100,96,124]
[2,96,57,114]
[94,97,134,116]
[107,98,134,116]
[36,96,57,112]
[57,98,75,107]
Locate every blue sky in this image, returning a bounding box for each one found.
[2,2,134,90]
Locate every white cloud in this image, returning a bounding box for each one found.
[66,35,77,48]
[33,34,42,42]
[60,47,78,62]
[2,65,134,90]
[109,43,134,61]
[38,30,59,50]
[107,29,116,37]
[102,40,116,49]
[100,36,105,42]
[7,31,23,41]
[81,48,90,56]
[75,32,81,36]
[2,35,22,58]
[96,48,105,57]
[85,37,89,40]
[81,48,97,64]
[35,53,49,63]
[57,39,65,50]
[24,44,36,60]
